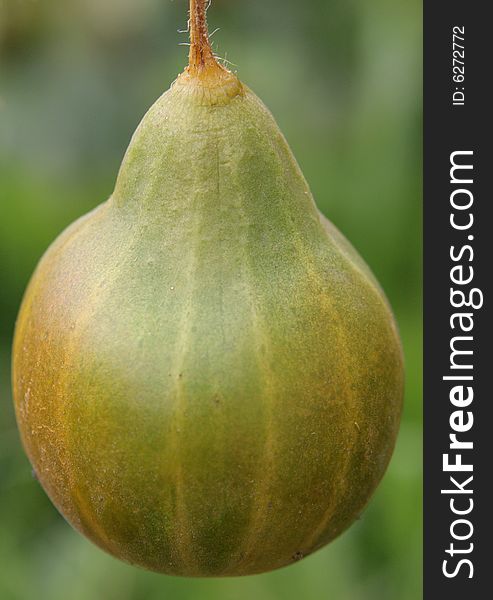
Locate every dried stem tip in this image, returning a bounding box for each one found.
[188,0,219,74]
[179,0,242,102]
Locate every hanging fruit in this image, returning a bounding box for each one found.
[12,0,404,576]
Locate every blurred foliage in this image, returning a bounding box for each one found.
[0,0,422,598]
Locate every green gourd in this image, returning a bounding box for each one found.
[12,0,404,577]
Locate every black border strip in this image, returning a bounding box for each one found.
[424,2,490,596]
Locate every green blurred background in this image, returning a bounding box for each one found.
[0,0,422,598]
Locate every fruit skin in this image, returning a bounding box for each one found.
[12,68,404,577]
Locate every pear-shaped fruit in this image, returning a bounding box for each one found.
[12,1,403,577]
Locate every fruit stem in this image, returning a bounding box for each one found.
[188,0,219,74]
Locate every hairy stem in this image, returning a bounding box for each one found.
[189,0,218,73]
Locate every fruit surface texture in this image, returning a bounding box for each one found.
[12,1,404,577]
